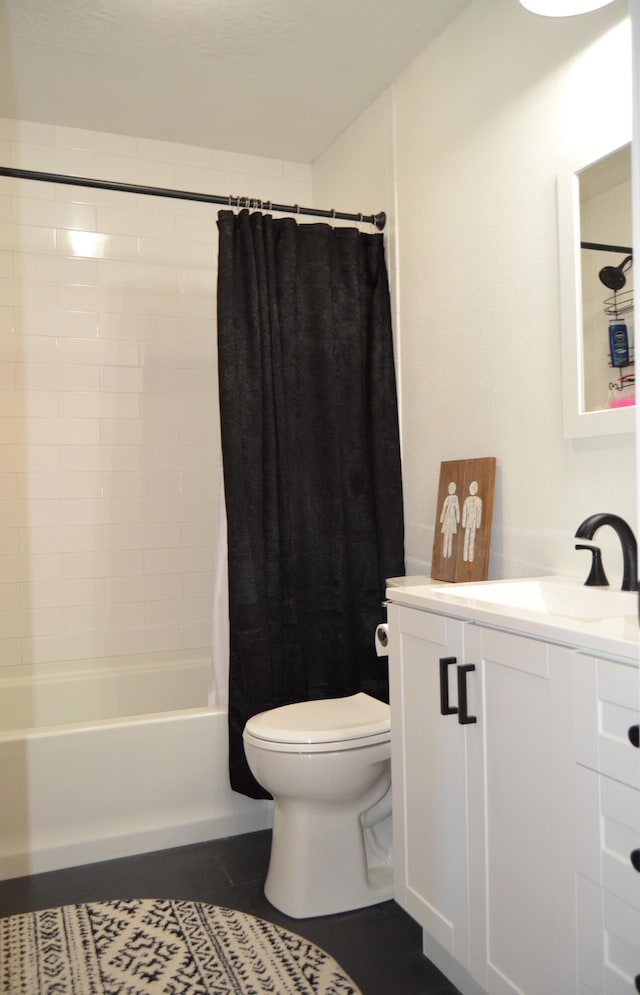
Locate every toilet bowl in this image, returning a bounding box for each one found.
[243,692,393,919]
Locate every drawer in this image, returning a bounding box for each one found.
[577,874,640,995]
[575,766,640,911]
[573,655,640,788]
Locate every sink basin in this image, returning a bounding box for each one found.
[430,578,637,621]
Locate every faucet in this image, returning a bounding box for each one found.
[574,513,638,592]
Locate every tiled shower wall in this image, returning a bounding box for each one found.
[0,119,312,671]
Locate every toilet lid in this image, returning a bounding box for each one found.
[244,692,390,746]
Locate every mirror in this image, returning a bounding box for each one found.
[558,134,634,438]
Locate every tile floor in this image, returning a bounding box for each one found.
[0,830,460,995]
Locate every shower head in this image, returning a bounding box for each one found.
[599,254,633,291]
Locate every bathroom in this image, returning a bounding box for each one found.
[0,0,636,978]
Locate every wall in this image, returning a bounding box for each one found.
[0,120,311,675]
[314,0,635,586]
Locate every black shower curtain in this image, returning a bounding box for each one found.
[217,209,404,798]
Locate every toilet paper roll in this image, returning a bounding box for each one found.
[375,623,389,657]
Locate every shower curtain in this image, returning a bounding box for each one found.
[217,209,404,798]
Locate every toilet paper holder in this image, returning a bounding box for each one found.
[375,623,389,656]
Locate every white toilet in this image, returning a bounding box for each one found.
[243,691,393,919]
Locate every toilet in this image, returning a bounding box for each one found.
[243,692,394,919]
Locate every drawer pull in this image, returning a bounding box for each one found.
[457,664,477,725]
[635,974,640,993]
[631,849,640,873]
[629,724,640,748]
[439,657,458,716]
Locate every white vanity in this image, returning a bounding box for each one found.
[386,576,640,995]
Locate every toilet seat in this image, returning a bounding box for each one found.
[243,692,390,754]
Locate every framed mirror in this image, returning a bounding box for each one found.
[558,132,634,438]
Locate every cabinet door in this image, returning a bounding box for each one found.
[389,604,471,967]
[466,626,576,995]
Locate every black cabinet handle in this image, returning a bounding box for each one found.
[635,973,640,993]
[439,657,458,716]
[457,664,477,725]
[631,849,640,873]
[629,724,640,748]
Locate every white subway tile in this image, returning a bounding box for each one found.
[139,236,213,268]
[0,197,11,223]
[102,522,181,550]
[174,215,215,244]
[99,418,143,445]
[0,420,16,444]
[180,521,217,547]
[0,637,22,667]
[57,229,138,260]
[0,581,21,610]
[63,549,143,579]
[27,577,105,609]
[183,620,211,650]
[16,363,100,392]
[139,368,178,394]
[104,623,183,657]
[182,572,215,599]
[178,290,216,320]
[140,419,182,446]
[142,547,185,575]
[99,366,144,393]
[177,266,216,295]
[105,572,182,604]
[1,443,59,472]
[0,277,59,309]
[22,630,107,665]
[177,368,217,394]
[0,607,63,638]
[97,205,175,239]
[0,391,58,418]
[0,473,17,499]
[0,334,58,364]
[19,471,102,500]
[14,307,99,338]
[0,528,19,554]
[137,288,182,316]
[0,223,56,254]
[0,307,13,333]
[0,363,15,389]
[0,252,12,278]
[98,258,177,291]
[97,339,139,367]
[22,417,100,445]
[13,251,98,284]
[59,444,140,472]
[28,524,102,555]
[13,197,97,232]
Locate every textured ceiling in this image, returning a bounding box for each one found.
[0,0,470,163]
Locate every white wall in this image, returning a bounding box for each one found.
[314,0,635,587]
[0,119,311,673]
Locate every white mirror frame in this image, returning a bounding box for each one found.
[557,131,634,439]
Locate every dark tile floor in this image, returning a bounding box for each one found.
[0,830,460,995]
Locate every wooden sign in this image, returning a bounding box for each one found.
[431,457,497,583]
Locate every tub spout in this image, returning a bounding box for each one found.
[574,513,638,592]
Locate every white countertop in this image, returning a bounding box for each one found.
[386,575,640,663]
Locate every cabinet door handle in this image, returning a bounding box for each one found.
[457,664,477,725]
[629,724,640,748]
[631,849,640,873]
[439,657,458,716]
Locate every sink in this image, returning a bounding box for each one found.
[430,578,637,621]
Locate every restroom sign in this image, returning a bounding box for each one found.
[431,457,497,583]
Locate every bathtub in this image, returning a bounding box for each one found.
[0,651,273,881]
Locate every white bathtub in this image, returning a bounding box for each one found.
[0,652,273,881]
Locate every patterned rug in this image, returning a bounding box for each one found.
[0,898,362,994]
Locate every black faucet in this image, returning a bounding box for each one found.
[574,513,638,592]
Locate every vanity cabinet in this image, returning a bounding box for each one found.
[388,601,591,995]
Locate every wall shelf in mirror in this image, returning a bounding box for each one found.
[558,133,634,438]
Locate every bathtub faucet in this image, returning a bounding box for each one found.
[574,513,638,592]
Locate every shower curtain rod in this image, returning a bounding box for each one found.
[581,240,632,254]
[0,166,386,230]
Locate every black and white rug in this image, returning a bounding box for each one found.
[0,897,362,994]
